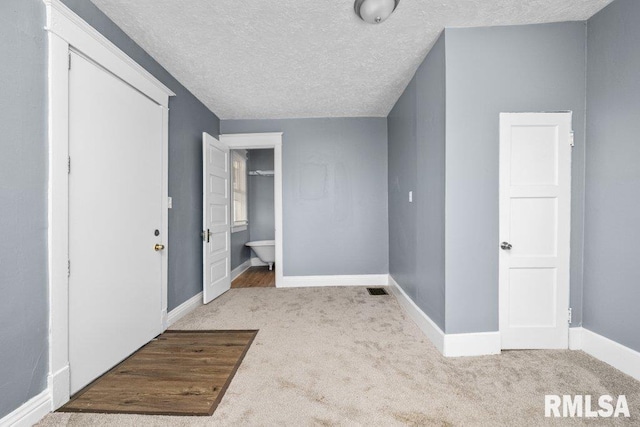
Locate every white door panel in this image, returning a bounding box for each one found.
[499,112,571,350]
[203,133,231,304]
[68,52,163,393]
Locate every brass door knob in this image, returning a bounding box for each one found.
[154,244,165,252]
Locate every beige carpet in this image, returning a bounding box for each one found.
[39,287,639,426]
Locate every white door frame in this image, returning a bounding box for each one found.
[219,133,284,286]
[45,0,174,408]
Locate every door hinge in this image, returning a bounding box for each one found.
[67,156,71,174]
[570,131,575,147]
[568,307,572,324]
[68,53,71,70]
[67,260,71,277]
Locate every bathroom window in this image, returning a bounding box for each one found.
[231,150,248,232]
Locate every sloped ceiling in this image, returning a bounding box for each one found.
[90,0,612,119]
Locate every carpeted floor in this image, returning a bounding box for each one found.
[39,287,639,426]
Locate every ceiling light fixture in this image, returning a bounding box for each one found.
[354,0,399,24]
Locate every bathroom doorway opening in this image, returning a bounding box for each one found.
[232,148,275,288]
[219,133,283,288]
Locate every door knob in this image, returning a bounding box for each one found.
[500,242,512,250]
[154,244,165,252]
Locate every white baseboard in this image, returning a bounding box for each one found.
[279,274,389,288]
[389,275,445,354]
[569,327,583,350]
[231,259,252,281]
[444,331,501,357]
[250,257,267,267]
[0,389,51,427]
[48,365,69,410]
[570,327,640,381]
[389,275,500,357]
[166,291,203,327]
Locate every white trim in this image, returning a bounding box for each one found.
[160,106,169,331]
[231,224,248,233]
[48,365,69,410]
[231,259,252,281]
[389,276,501,357]
[569,327,583,350]
[444,332,501,357]
[46,29,71,409]
[389,275,445,354]
[570,327,640,381]
[220,133,283,288]
[43,0,174,106]
[167,292,204,327]
[45,1,172,407]
[0,389,51,427]
[280,274,389,288]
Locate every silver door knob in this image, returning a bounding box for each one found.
[500,242,512,250]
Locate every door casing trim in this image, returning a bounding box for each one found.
[219,133,284,287]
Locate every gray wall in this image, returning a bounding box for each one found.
[1,1,221,417]
[584,0,640,352]
[0,0,49,418]
[230,229,251,270]
[444,22,587,333]
[61,0,221,311]
[388,33,447,330]
[248,149,276,242]
[221,118,389,276]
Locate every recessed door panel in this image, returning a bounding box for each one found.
[210,175,228,198]
[209,203,228,227]
[510,198,558,257]
[508,268,557,328]
[510,125,558,186]
[209,230,228,255]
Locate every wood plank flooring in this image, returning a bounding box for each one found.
[232,266,275,288]
[59,330,258,416]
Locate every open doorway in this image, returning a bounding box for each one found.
[231,148,276,288]
[219,133,284,288]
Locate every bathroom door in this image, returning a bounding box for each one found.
[202,132,231,304]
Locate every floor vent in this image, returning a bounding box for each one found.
[367,287,389,296]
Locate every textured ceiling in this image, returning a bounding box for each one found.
[90,0,612,119]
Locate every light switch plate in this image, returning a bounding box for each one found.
[409,191,413,203]
[168,196,173,209]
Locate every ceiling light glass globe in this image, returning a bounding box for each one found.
[357,0,397,24]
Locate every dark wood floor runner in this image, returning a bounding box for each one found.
[59,330,258,416]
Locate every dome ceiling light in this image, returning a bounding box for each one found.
[354,0,400,24]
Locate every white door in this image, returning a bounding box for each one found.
[68,51,164,393]
[203,133,231,304]
[499,112,572,349]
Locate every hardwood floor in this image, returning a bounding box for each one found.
[59,330,258,416]
[232,266,275,288]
